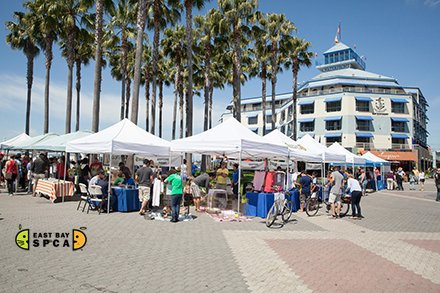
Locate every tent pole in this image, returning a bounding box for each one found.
[63,152,68,203]
[108,154,112,214]
[238,149,242,213]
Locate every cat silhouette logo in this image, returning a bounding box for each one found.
[15,229,30,250]
[72,229,87,251]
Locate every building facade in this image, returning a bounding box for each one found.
[222,40,431,170]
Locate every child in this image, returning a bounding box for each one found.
[409,173,416,190]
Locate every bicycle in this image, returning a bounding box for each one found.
[305,190,350,217]
[265,190,293,228]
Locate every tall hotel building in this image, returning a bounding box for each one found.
[221,41,431,170]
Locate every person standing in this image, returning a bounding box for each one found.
[180,159,188,182]
[5,155,18,195]
[215,162,229,190]
[136,159,154,216]
[435,168,440,202]
[346,173,363,219]
[413,167,420,185]
[327,166,344,218]
[232,163,240,198]
[90,158,103,177]
[396,167,405,191]
[386,171,395,190]
[192,172,215,212]
[165,169,183,222]
[419,171,425,191]
[31,154,49,197]
[78,158,91,186]
[359,169,368,196]
[298,171,312,212]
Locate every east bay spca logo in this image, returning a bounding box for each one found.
[15,226,87,251]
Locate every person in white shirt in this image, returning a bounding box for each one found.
[419,171,425,191]
[346,173,364,219]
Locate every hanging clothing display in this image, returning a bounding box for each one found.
[263,171,275,193]
[152,178,163,207]
[253,171,266,191]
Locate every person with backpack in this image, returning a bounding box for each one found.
[5,155,18,195]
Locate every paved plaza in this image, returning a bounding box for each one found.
[1,181,440,292]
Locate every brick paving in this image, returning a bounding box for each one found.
[0,181,440,292]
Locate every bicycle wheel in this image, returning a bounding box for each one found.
[305,198,320,217]
[266,203,278,228]
[340,202,350,217]
[281,200,293,223]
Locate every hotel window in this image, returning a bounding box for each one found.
[300,103,314,114]
[326,101,342,112]
[248,116,257,125]
[281,111,286,122]
[356,120,372,131]
[356,137,371,144]
[391,102,405,114]
[287,123,292,137]
[264,128,272,135]
[326,136,342,144]
[281,125,286,134]
[356,100,370,112]
[266,114,272,123]
[288,105,293,117]
[300,121,315,132]
[251,103,261,111]
[392,138,406,145]
[326,120,342,131]
[391,121,407,132]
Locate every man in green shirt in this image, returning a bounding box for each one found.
[164,169,183,222]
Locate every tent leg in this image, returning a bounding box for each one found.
[63,152,68,203]
[237,150,242,213]
[108,155,112,214]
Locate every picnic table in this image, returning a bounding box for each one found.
[34,179,75,203]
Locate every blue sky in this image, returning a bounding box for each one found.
[1,0,439,148]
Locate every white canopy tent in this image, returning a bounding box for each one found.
[296,134,346,163]
[264,130,322,162]
[362,151,389,166]
[328,142,366,165]
[11,133,59,150]
[66,119,170,156]
[0,133,30,149]
[170,118,288,158]
[32,131,93,152]
[171,118,289,212]
[66,119,172,213]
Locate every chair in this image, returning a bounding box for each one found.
[88,185,104,214]
[77,183,90,212]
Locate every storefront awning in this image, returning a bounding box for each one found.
[355,97,372,102]
[299,118,315,123]
[368,150,417,162]
[390,98,409,103]
[391,133,409,139]
[324,116,342,121]
[298,100,314,105]
[356,116,374,121]
[391,117,409,122]
[324,132,342,138]
[324,97,342,103]
[356,132,374,138]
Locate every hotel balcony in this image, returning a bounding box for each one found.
[355,142,374,150]
[391,143,411,150]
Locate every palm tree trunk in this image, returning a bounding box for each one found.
[120,79,125,120]
[261,64,267,135]
[185,0,193,138]
[292,60,299,140]
[271,43,278,131]
[158,79,163,138]
[25,53,34,135]
[120,31,128,121]
[232,22,242,122]
[150,0,160,135]
[66,62,73,133]
[179,71,184,139]
[172,71,178,140]
[202,44,210,172]
[209,80,213,129]
[75,59,81,131]
[145,72,150,130]
[130,0,147,124]
[92,0,104,132]
[43,37,53,134]
[125,78,131,118]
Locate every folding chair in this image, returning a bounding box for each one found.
[77,183,91,212]
[88,185,104,214]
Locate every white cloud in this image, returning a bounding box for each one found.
[424,0,440,7]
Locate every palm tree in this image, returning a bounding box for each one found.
[250,12,271,134]
[58,0,92,133]
[265,13,295,130]
[142,41,152,130]
[91,0,115,132]
[6,11,40,135]
[218,0,257,122]
[25,0,59,134]
[283,37,312,140]
[162,25,186,139]
[130,0,149,124]
[74,28,94,131]
[125,46,136,118]
[108,0,136,121]
[147,0,181,135]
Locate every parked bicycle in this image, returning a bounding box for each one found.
[265,190,293,228]
[305,190,350,217]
